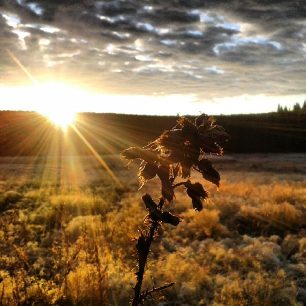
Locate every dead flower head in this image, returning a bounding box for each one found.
[122,114,228,212]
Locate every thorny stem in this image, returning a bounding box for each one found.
[132,220,158,306]
[132,195,178,305]
[140,282,175,301]
[126,114,227,305]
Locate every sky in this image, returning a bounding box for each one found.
[0,0,306,115]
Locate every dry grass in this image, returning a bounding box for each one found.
[0,154,305,305]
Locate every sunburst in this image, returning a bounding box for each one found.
[34,82,77,131]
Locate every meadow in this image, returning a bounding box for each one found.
[0,154,305,305]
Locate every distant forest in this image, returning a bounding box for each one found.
[277,101,306,113]
[0,110,306,156]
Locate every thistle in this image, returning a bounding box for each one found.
[122,114,228,305]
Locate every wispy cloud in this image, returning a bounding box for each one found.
[0,0,305,108]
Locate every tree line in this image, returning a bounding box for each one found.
[277,101,306,113]
[0,110,306,156]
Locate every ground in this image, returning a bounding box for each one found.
[0,154,305,305]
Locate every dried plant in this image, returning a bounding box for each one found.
[121,114,229,305]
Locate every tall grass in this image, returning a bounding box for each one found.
[0,153,305,305]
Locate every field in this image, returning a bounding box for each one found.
[1,111,306,157]
[0,154,305,305]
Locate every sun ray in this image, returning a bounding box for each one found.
[71,124,122,187]
[76,113,141,153]
[6,49,37,84]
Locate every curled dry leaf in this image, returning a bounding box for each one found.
[142,194,157,213]
[191,197,203,212]
[158,129,185,152]
[141,194,179,225]
[121,147,158,163]
[157,165,174,202]
[186,181,208,211]
[195,113,214,128]
[121,147,146,160]
[196,158,220,187]
[138,162,158,187]
[178,117,198,139]
[161,212,180,226]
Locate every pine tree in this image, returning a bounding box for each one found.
[277,104,283,113]
[293,103,301,112]
[302,101,306,113]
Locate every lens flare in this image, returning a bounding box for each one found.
[41,108,76,131]
[33,82,79,131]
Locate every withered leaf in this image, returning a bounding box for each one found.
[198,134,223,155]
[171,164,180,181]
[161,212,180,226]
[121,147,144,160]
[138,162,158,181]
[197,159,220,187]
[121,147,158,163]
[157,165,174,202]
[208,126,229,145]
[142,194,164,222]
[186,182,208,199]
[179,159,192,178]
[161,184,174,202]
[168,145,185,163]
[142,194,157,213]
[192,196,203,211]
[186,182,207,211]
[195,114,213,128]
[158,129,184,151]
[149,210,163,222]
[178,117,197,137]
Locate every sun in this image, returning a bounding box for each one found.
[33,82,79,131]
[42,108,76,131]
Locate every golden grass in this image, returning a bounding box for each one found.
[0,154,305,305]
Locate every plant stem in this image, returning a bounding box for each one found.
[140,282,174,301]
[132,221,158,306]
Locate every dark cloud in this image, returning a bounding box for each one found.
[0,0,305,99]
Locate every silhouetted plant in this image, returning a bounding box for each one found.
[121,114,229,305]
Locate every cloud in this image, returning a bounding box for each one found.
[0,0,305,101]
[205,66,224,75]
